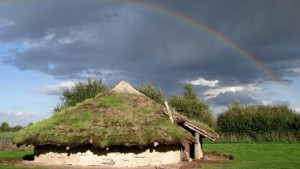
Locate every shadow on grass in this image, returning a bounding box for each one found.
[22,154,34,161]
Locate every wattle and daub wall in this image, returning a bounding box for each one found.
[34,144,181,167]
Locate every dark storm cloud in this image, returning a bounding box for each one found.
[1,0,300,93]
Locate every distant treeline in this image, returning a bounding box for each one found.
[217,102,300,142]
[0,122,30,133]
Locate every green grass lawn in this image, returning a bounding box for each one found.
[198,143,300,169]
[0,150,33,160]
[0,132,16,138]
[0,150,36,169]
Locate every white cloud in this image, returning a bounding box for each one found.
[33,81,75,95]
[0,111,39,126]
[23,33,56,48]
[79,69,115,78]
[0,112,12,117]
[203,85,260,100]
[260,100,273,106]
[44,33,55,41]
[0,19,14,28]
[260,100,289,106]
[287,67,300,74]
[295,107,300,113]
[187,77,219,87]
[16,112,28,119]
[58,37,74,44]
[24,30,95,48]
[0,111,30,119]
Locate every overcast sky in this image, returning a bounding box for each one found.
[1,0,299,126]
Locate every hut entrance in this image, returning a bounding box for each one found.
[179,123,203,160]
[191,132,203,160]
[189,142,195,159]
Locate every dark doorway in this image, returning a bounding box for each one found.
[189,143,195,158]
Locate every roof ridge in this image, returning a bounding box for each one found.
[111,81,143,95]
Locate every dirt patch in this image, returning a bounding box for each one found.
[1,159,183,169]
[178,152,232,169]
[0,160,225,169]
[204,152,233,161]
[0,158,22,168]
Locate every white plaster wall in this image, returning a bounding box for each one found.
[34,147,181,167]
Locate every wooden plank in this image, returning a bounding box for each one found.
[183,123,216,141]
[164,101,174,123]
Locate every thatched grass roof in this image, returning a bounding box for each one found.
[14,81,218,148]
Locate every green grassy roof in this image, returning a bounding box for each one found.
[14,83,218,148]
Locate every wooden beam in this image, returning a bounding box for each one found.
[194,132,202,159]
[182,141,192,162]
[164,101,174,123]
[183,123,216,141]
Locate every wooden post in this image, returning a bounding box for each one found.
[164,101,174,123]
[182,141,192,162]
[200,135,204,159]
[194,132,203,159]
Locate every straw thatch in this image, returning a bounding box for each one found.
[14,81,218,148]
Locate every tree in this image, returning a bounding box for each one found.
[169,84,215,127]
[54,79,107,112]
[11,125,23,132]
[183,84,197,100]
[135,83,165,104]
[0,122,10,132]
[27,122,34,127]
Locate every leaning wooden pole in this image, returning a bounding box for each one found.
[164,101,174,123]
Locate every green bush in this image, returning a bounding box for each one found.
[169,84,215,127]
[135,82,165,105]
[217,102,300,142]
[54,79,106,112]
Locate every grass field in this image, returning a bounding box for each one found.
[0,132,16,138]
[0,149,35,169]
[197,143,300,169]
[0,143,299,169]
[0,150,33,160]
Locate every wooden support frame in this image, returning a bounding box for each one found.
[194,132,203,159]
[183,123,216,141]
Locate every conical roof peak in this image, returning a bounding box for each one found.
[111,81,143,95]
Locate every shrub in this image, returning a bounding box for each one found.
[217,102,299,142]
[54,79,106,112]
[135,82,165,105]
[169,84,215,127]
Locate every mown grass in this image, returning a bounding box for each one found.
[0,150,45,169]
[0,150,33,160]
[0,150,36,169]
[197,143,300,169]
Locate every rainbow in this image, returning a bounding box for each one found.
[128,0,280,83]
[127,1,300,108]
